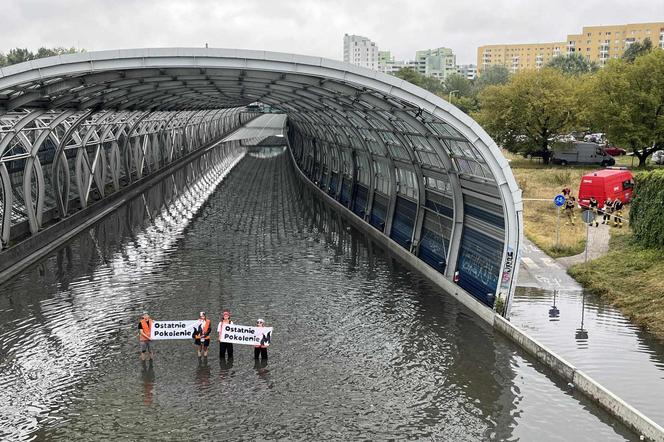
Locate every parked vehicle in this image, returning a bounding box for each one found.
[603,145,627,156]
[551,141,615,166]
[583,133,606,144]
[578,168,634,208]
[652,150,664,165]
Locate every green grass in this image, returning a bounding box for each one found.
[568,229,664,340]
[506,151,664,339]
[506,152,597,257]
[506,151,660,257]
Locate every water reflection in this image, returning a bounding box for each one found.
[141,360,155,406]
[511,285,664,426]
[0,149,637,441]
[0,150,244,440]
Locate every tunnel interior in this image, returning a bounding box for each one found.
[0,48,522,314]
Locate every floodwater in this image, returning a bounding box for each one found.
[511,285,664,427]
[0,148,640,440]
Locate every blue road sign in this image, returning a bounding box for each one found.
[554,194,566,207]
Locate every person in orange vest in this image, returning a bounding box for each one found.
[193,311,211,358]
[138,312,154,362]
[254,318,269,360]
[217,310,234,360]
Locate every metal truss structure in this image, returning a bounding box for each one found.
[0,107,253,246]
[0,48,522,315]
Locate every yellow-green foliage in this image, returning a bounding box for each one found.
[630,170,664,248]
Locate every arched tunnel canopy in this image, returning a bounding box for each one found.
[0,48,522,315]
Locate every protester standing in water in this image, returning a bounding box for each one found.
[138,312,154,362]
[254,318,269,360]
[193,311,211,358]
[217,310,234,360]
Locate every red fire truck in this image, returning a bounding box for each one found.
[578,168,635,208]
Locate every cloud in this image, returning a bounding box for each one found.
[0,0,661,64]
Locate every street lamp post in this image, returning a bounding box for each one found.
[448,90,459,104]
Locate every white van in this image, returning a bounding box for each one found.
[551,141,616,167]
[652,150,664,165]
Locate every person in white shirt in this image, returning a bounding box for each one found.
[217,310,234,359]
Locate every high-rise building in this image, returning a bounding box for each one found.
[343,34,379,70]
[414,47,457,81]
[477,22,664,74]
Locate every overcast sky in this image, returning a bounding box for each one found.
[1,0,662,64]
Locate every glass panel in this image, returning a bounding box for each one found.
[416,151,444,169]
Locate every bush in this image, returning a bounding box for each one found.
[630,170,664,248]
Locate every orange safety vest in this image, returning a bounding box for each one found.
[140,319,152,341]
[195,319,211,341]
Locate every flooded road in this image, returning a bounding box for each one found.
[0,148,639,440]
[511,286,664,427]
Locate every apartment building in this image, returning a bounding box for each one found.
[343,34,379,70]
[377,51,408,75]
[456,64,478,80]
[477,22,664,73]
[414,47,457,81]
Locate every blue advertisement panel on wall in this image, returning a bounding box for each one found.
[456,227,503,307]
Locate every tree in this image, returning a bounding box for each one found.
[394,67,422,84]
[622,37,653,62]
[473,65,510,92]
[585,50,664,167]
[473,68,577,163]
[546,53,599,75]
[443,73,473,98]
[451,95,479,114]
[6,48,34,65]
[394,67,444,95]
[0,47,82,67]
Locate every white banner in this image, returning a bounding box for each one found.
[219,324,273,346]
[150,320,201,340]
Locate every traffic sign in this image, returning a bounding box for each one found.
[582,209,596,224]
[554,194,566,207]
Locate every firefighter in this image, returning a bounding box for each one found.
[564,195,576,226]
[613,198,624,228]
[588,196,600,227]
[601,197,613,225]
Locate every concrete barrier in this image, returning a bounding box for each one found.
[286,145,664,441]
[493,316,576,380]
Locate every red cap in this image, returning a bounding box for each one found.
[223,311,230,316]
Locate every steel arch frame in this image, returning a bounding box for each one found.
[0,48,522,316]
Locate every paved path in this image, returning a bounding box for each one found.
[557,223,611,269]
[517,238,582,291]
[517,223,611,290]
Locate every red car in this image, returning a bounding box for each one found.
[603,145,627,156]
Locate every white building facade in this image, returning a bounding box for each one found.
[415,47,457,81]
[456,64,478,80]
[343,34,379,70]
